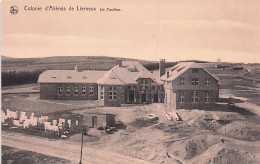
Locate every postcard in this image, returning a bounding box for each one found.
[1,0,260,163]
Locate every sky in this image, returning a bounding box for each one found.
[2,0,260,63]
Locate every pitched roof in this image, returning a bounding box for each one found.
[97,61,163,85]
[38,70,106,83]
[38,61,164,85]
[96,68,126,85]
[160,62,219,82]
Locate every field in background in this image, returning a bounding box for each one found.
[1,56,154,72]
[201,63,260,105]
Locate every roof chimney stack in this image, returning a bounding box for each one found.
[74,64,79,72]
[159,59,166,77]
[116,59,123,67]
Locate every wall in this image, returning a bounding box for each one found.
[39,83,99,100]
[40,83,57,100]
[164,68,219,110]
[174,90,218,110]
[84,114,115,128]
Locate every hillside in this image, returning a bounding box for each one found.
[1,56,154,72]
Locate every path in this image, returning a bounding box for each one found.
[2,131,152,164]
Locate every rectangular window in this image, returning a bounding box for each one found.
[82,85,86,95]
[205,78,210,86]
[191,78,199,86]
[58,85,62,95]
[192,69,198,73]
[74,86,78,95]
[180,92,184,103]
[100,86,104,100]
[89,86,94,95]
[152,86,156,90]
[180,78,185,85]
[133,86,136,90]
[191,91,199,103]
[109,86,117,100]
[145,86,149,90]
[157,86,161,90]
[205,91,210,103]
[66,85,70,95]
[128,85,132,90]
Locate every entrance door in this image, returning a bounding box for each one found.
[92,116,97,128]
[141,93,146,103]
[129,91,135,103]
[153,93,158,102]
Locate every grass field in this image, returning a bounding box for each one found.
[1,146,70,164]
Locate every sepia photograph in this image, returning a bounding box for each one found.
[1,0,260,163]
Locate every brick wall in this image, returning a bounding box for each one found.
[164,68,219,110]
[40,83,57,100]
[39,83,99,100]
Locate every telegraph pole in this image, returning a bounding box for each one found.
[79,127,84,164]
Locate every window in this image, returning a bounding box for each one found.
[205,78,210,86]
[133,86,136,90]
[157,86,161,90]
[128,85,132,90]
[109,86,117,100]
[205,91,210,103]
[89,86,94,95]
[152,86,155,90]
[167,81,169,85]
[100,86,104,100]
[74,86,78,95]
[180,92,184,103]
[58,85,62,95]
[66,85,70,95]
[191,78,199,86]
[82,85,86,95]
[145,86,149,90]
[180,78,185,85]
[192,69,198,73]
[191,91,199,103]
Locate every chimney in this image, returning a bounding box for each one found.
[167,71,170,78]
[116,59,122,67]
[74,64,78,72]
[159,59,166,77]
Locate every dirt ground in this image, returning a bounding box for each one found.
[1,145,70,164]
[2,82,260,164]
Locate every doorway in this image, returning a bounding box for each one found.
[129,91,135,103]
[153,93,158,102]
[141,93,146,103]
[92,116,97,128]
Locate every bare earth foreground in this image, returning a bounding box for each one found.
[2,81,260,164]
[2,131,151,164]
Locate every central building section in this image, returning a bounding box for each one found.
[97,60,164,107]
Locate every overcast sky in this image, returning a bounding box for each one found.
[2,0,260,63]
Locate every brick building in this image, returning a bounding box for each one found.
[160,62,219,110]
[97,60,164,106]
[38,60,164,106]
[38,70,106,100]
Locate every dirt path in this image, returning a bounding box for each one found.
[2,131,152,164]
[235,102,260,116]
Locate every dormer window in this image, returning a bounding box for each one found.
[52,76,56,78]
[67,76,72,79]
[83,76,87,79]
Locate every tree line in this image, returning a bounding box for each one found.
[2,70,44,87]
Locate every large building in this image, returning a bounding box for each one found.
[38,60,164,106]
[38,59,220,109]
[160,62,220,110]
